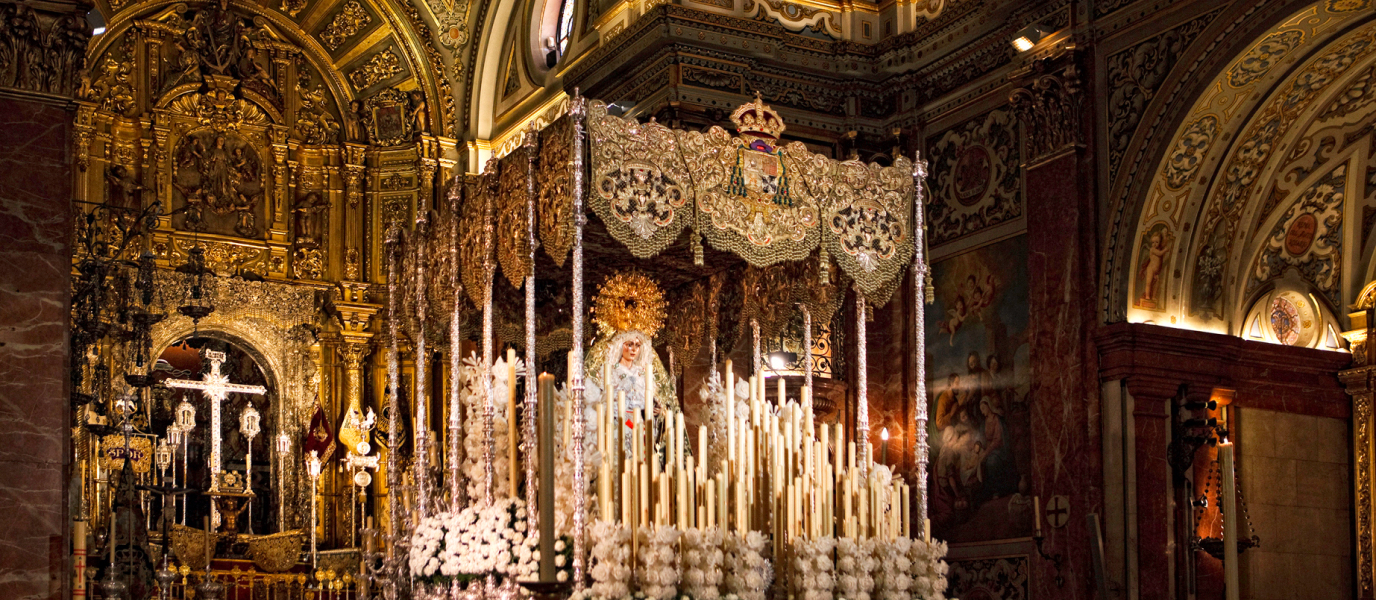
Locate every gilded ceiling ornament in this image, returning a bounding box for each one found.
[592,271,667,339]
[320,1,371,51]
[281,0,307,16]
[359,87,416,146]
[348,50,403,91]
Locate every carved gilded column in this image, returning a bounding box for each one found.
[1342,304,1376,598]
[343,143,366,282]
[270,125,291,241]
[337,283,380,452]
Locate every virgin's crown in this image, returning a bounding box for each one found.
[731,93,786,140]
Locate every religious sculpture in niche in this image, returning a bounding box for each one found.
[292,192,328,248]
[153,3,283,109]
[1133,222,1174,310]
[293,66,341,145]
[105,164,146,216]
[172,131,265,238]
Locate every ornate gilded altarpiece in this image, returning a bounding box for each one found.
[74,0,458,545]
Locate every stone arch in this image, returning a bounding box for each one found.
[467,0,525,170]
[1109,0,1376,346]
[147,273,320,527]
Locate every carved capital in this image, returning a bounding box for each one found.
[0,0,91,99]
[340,341,372,370]
[1009,54,1084,166]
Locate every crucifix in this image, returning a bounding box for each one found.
[166,350,266,493]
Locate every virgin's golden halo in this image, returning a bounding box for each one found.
[592,271,667,338]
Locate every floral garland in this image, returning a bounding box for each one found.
[589,520,633,599]
[790,536,836,600]
[681,526,725,600]
[637,526,681,600]
[722,530,772,600]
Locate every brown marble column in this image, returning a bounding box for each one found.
[0,1,90,599]
[1011,50,1103,600]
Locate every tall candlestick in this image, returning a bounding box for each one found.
[1221,441,1239,600]
[110,515,118,565]
[1034,495,1042,537]
[538,373,556,582]
[507,348,519,499]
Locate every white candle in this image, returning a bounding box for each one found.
[1221,442,1239,600]
[706,479,716,528]
[507,348,518,499]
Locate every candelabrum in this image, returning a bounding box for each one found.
[175,400,196,525]
[240,404,260,533]
[307,450,322,570]
[275,432,290,533]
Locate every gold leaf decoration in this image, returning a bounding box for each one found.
[592,271,667,338]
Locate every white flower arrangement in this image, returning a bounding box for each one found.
[873,538,914,600]
[834,537,878,600]
[460,353,518,503]
[637,526,681,600]
[408,498,536,586]
[681,526,725,600]
[907,537,949,600]
[590,519,633,599]
[722,530,772,600]
[790,536,836,600]
[553,383,601,536]
[698,371,751,469]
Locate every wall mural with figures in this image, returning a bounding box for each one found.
[924,234,1034,544]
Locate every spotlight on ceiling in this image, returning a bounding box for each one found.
[87,8,106,35]
[1011,24,1048,52]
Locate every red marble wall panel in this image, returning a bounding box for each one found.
[0,95,74,600]
[1026,151,1103,600]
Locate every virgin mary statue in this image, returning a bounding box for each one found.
[582,271,677,453]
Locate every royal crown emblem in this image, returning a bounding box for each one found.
[730,93,786,140]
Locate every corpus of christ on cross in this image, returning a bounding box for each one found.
[165,350,266,493]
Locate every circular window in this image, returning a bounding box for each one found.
[556,0,575,55]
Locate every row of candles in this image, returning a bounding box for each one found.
[575,358,925,559]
